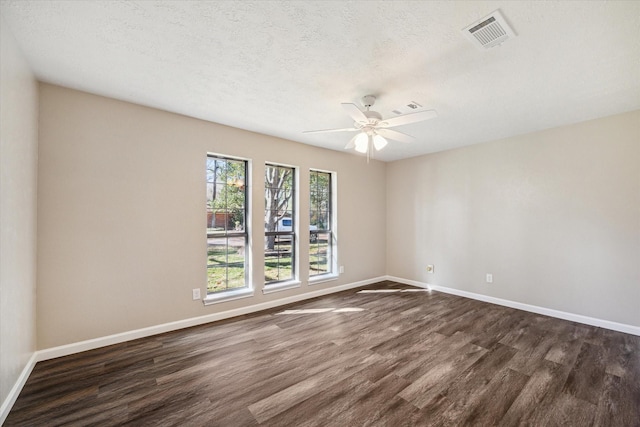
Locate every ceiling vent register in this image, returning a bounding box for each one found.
[462,10,516,49]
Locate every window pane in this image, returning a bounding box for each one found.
[319,194,329,211]
[264,237,294,282]
[276,211,293,232]
[317,211,329,230]
[278,248,294,282]
[207,236,246,293]
[309,237,329,276]
[229,187,246,232]
[310,210,319,229]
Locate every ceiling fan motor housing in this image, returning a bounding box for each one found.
[355,110,383,129]
[362,95,376,108]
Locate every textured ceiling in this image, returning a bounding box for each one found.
[1,0,639,161]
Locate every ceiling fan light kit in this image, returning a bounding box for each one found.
[304,95,437,159]
[373,134,387,151]
[353,133,369,153]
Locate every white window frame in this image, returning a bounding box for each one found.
[309,169,338,284]
[204,153,252,304]
[263,163,300,292]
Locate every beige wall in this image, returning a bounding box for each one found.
[25,77,640,350]
[0,16,39,407]
[387,110,640,326]
[37,84,387,349]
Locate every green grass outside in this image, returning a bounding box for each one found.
[207,245,245,293]
[207,241,329,293]
[309,241,329,275]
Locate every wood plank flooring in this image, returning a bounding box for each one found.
[5,281,640,426]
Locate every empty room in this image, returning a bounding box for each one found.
[1,1,638,426]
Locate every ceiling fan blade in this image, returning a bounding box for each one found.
[341,103,369,124]
[376,128,415,143]
[303,127,359,134]
[379,109,438,128]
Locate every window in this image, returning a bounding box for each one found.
[206,155,248,294]
[264,164,296,285]
[309,170,334,278]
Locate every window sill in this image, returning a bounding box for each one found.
[309,274,339,285]
[262,280,301,295]
[203,288,254,306]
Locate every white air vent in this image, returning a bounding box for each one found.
[462,10,516,49]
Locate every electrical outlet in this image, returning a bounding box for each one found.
[339,266,345,274]
[192,288,201,300]
[426,265,434,273]
[486,274,493,283]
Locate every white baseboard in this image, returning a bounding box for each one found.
[36,276,386,362]
[6,274,635,422]
[386,275,640,336]
[0,352,37,425]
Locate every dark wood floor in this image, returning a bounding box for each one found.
[5,281,640,426]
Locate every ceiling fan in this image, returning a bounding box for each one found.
[304,95,437,158]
